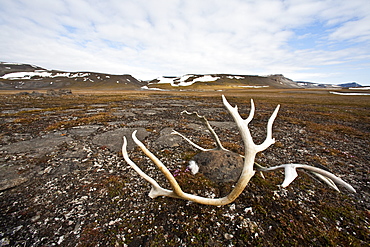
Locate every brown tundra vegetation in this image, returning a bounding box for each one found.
[0,89,369,246]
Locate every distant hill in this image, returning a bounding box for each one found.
[147,73,363,90]
[0,62,145,90]
[147,74,304,89]
[0,62,363,90]
[296,81,364,89]
[337,82,362,88]
[0,62,45,77]
[295,81,341,88]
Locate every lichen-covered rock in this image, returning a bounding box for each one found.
[191,150,244,183]
[92,128,149,152]
[0,133,72,156]
[155,127,183,147]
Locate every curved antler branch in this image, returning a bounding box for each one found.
[256,104,280,152]
[129,131,184,197]
[171,130,214,152]
[256,163,356,192]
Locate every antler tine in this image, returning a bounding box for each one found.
[171,130,211,151]
[221,95,258,152]
[245,99,255,124]
[121,134,178,199]
[130,131,185,197]
[173,110,228,151]
[256,104,280,152]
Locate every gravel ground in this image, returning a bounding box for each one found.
[0,92,369,246]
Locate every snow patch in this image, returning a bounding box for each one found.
[1,71,51,79]
[154,74,220,87]
[1,71,91,80]
[237,85,269,88]
[69,72,90,78]
[227,75,245,79]
[0,62,24,65]
[349,87,370,90]
[141,86,166,91]
[330,91,370,96]
[193,75,219,83]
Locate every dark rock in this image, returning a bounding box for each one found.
[0,166,28,191]
[46,89,72,96]
[155,127,183,147]
[126,120,150,127]
[30,91,44,97]
[59,89,72,95]
[191,150,244,183]
[15,92,30,96]
[68,125,101,137]
[15,91,44,97]
[92,128,149,152]
[209,121,237,129]
[0,133,72,156]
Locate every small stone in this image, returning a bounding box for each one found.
[31,214,40,222]
[224,233,234,240]
[0,237,10,246]
[44,167,53,174]
[244,207,253,214]
[188,160,199,175]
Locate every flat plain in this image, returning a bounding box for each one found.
[0,89,369,246]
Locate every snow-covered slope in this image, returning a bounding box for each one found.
[0,62,145,90]
[1,71,91,80]
[148,74,305,89]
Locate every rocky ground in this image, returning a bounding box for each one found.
[0,91,369,246]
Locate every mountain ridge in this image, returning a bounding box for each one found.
[0,62,363,90]
[0,62,145,90]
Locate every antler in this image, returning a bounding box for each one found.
[171,110,228,151]
[122,95,356,206]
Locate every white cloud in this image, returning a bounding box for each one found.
[329,16,370,42]
[0,0,369,84]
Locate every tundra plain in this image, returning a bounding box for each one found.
[0,89,369,246]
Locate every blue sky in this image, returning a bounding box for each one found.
[0,0,369,85]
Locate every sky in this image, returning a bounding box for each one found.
[0,0,369,85]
